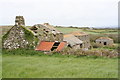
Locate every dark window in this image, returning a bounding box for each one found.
[46,31,49,33]
[80,44,82,48]
[53,34,56,37]
[68,44,72,48]
[104,42,107,45]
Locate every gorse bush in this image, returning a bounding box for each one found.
[60,48,118,58]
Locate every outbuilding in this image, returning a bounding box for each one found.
[95,37,114,46]
[63,34,83,49]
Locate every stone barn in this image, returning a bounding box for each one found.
[63,34,83,49]
[2,16,37,49]
[30,23,63,42]
[71,32,91,49]
[95,37,114,46]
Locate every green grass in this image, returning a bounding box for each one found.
[55,27,118,34]
[2,52,118,78]
[81,29,118,34]
[55,27,83,34]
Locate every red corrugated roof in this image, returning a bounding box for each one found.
[35,41,66,52]
[97,37,113,40]
[35,41,54,51]
[56,42,66,51]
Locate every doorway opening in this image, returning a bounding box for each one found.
[80,44,82,48]
[104,42,107,45]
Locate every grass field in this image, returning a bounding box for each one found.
[2,53,118,78]
[55,27,118,34]
[55,27,82,34]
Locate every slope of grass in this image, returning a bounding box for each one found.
[55,27,118,34]
[2,54,118,78]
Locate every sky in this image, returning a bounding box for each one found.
[0,0,119,27]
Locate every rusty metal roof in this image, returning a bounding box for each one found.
[96,37,113,40]
[56,42,67,51]
[35,41,66,51]
[63,34,83,46]
[35,41,54,51]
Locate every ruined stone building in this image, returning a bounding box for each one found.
[95,37,114,46]
[63,34,83,49]
[30,23,63,42]
[71,32,91,49]
[2,16,36,49]
[2,16,91,51]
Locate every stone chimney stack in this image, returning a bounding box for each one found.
[44,23,49,26]
[15,16,25,26]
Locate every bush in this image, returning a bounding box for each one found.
[2,49,44,56]
[60,48,118,58]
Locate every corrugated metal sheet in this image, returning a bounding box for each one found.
[63,34,83,46]
[56,42,67,51]
[35,41,66,52]
[35,41,54,51]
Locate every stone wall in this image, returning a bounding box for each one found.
[2,25,37,49]
[75,35,91,49]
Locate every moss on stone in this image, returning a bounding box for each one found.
[2,25,39,49]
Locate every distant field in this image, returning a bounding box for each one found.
[55,27,83,34]
[1,26,13,36]
[2,54,118,78]
[55,27,118,34]
[1,26,118,35]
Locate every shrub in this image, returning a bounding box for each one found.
[60,48,118,58]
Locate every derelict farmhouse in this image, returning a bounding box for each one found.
[2,16,114,52]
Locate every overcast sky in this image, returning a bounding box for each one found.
[0,0,119,27]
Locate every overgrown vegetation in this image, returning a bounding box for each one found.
[21,26,39,49]
[2,48,118,58]
[60,48,118,58]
